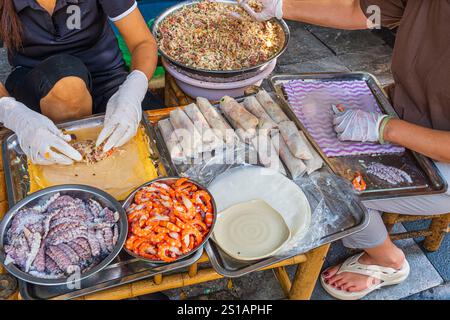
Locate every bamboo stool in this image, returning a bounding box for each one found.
[383,212,450,252]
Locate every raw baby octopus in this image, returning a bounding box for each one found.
[125,178,214,263]
[4,193,120,279]
[71,140,116,164]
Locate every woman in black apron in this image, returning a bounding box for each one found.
[0,0,158,164]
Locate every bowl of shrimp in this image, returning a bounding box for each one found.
[122,177,216,263]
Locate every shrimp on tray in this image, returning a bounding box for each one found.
[125,178,214,263]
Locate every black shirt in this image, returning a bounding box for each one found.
[10,0,136,74]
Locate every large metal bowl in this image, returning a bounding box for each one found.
[0,185,128,286]
[123,177,217,264]
[152,0,290,80]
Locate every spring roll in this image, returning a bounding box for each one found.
[184,103,221,152]
[220,96,259,132]
[251,131,286,175]
[227,115,255,142]
[272,131,306,179]
[243,96,278,131]
[158,119,185,162]
[278,121,313,160]
[299,132,323,174]
[256,90,290,124]
[169,108,202,157]
[196,97,237,145]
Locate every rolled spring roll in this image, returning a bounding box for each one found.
[220,96,259,133]
[272,131,306,179]
[243,96,278,131]
[184,103,221,152]
[196,97,237,145]
[228,115,255,142]
[299,131,323,174]
[169,108,202,157]
[158,119,185,162]
[251,131,286,175]
[278,121,313,160]
[256,90,290,123]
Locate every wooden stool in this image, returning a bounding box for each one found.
[383,212,450,252]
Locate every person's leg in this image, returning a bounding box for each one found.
[40,76,92,123]
[322,209,405,292]
[323,187,450,293]
[5,55,93,123]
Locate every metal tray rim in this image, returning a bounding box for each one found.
[19,247,204,300]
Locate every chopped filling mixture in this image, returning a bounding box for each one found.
[158,1,284,70]
[71,140,115,165]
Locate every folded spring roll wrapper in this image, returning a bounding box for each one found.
[196,97,238,145]
[272,131,307,179]
[243,96,278,131]
[184,103,222,152]
[299,131,324,174]
[169,108,202,157]
[278,121,313,160]
[158,119,186,162]
[220,96,259,132]
[256,90,290,124]
[251,130,286,176]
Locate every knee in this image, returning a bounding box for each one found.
[45,76,92,109]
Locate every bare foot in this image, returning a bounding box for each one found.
[321,251,405,293]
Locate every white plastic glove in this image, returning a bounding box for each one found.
[96,70,148,152]
[0,97,82,165]
[238,0,283,21]
[333,109,388,143]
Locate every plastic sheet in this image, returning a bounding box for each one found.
[277,172,361,256]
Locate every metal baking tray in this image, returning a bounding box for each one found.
[152,93,369,277]
[19,248,203,300]
[270,72,447,200]
[2,113,176,205]
[1,114,206,300]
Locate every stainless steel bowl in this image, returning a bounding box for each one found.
[152,0,290,80]
[0,185,128,286]
[122,177,217,264]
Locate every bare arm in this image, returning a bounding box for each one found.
[283,0,370,30]
[384,119,450,163]
[0,82,8,97]
[114,8,158,80]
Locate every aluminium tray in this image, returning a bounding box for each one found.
[152,92,370,277]
[270,72,447,200]
[1,114,204,300]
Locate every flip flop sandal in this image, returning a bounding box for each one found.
[320,252,410,300]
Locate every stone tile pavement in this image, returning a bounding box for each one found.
[0,21,447,300]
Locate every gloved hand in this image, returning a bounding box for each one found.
[238,0,283,21]
[0,97,82,165]
[333,109,389,143]
[96,70,148,152]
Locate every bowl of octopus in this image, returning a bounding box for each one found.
[0,185,127,286]
[123,177,216,264]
